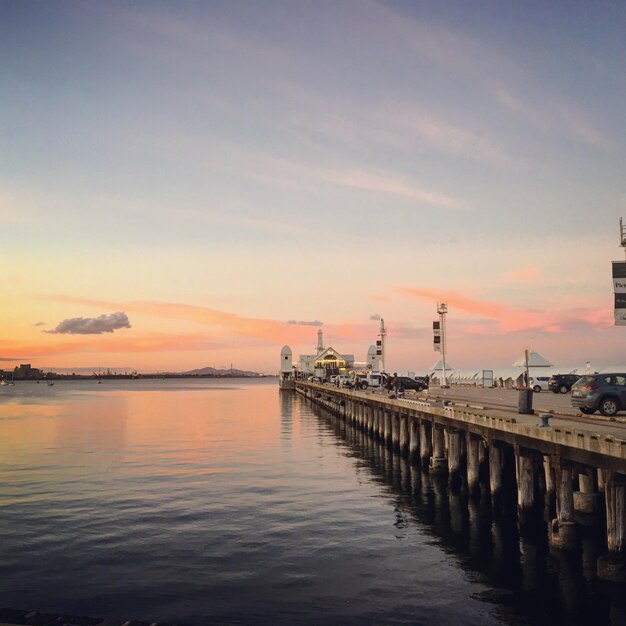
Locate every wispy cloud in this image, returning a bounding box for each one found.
[287,320,323,326]
[45,312,131,335]
[493,86,616,151]
[127,130,464,210]
[329,169,464,210]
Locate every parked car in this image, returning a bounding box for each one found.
[548,374,581,394]
[414,376,430,390]
[529,376,550,392]
[358,373,385,389]
[571,373,626,416]
[394,376,428,392]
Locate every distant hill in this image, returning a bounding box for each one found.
[181,366,262,377]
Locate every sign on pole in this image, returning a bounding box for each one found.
[433,321,441,351]
[613,262,626,325]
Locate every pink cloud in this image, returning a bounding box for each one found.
[395,286,612,335]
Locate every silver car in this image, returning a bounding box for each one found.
[571,373,626,416]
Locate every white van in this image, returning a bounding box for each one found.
[358,373,385,389]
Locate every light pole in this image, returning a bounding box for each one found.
[379,318,387,372]
[437,302,448,388]
[524,347,530,388]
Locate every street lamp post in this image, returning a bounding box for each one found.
[437,302,448,388]
[379,318,387,372]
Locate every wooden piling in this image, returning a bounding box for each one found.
[516,449,535,522]
[447,428,463,488]
[430,423,447,473]
[550,463,577,550]
[399,414,409,456]
[391,412,400,450]
[489,442,504,500]
[574,467,600,515]
[466,434,481,496]
[419,419,432,469]
[597,470,626,582]
[409,417,419,462]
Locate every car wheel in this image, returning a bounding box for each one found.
[361,381,368,389]
[559,385,568,394]
[580,407,594,414]
[533,385,541,393]
[599,397,620,417]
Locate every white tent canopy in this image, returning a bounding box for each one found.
[430,359,454,371]
[512,351,553,368]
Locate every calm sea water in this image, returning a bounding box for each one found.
[0,379,623,625]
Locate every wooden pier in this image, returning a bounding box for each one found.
[296,382,626,582]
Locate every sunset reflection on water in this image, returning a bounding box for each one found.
[1,379,620,626]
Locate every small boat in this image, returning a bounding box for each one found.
[47,382,54,386]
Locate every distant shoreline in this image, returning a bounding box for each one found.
[4,374,277,382]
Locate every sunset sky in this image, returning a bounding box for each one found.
[1,1,625,373]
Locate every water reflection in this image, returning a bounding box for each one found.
[310,400,626,626]
[280,391,294,443]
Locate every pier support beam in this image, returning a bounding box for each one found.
[489,442,504,501]
[597,471,626,582]
[365,406,373,434]
[391,412,400,450]
[574,467,600,515]
[447,429,463,489]
[429,424,447,473]
[409,418,419,462]
[515,447,535,523]
[550,463,577,550]
[419,420,432,469]
[543,456,555,498]
[399,414,409,456]
[466,434,481,497]
[384,410,392,446]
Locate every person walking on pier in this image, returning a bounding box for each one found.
[384,373,392,393]
[392,373,399,396]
